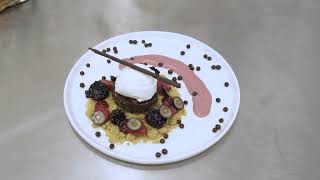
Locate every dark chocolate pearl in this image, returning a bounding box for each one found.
[211,65,216,69]
[163,134,168,139]
[162,149,168,155]
[109,144,115,149]
[215,124,221,130]
[156,152,161,157]
[216,98,221,103]
[158,62,163,67]
[179,123,184,129]
[133,40,137,44]
[183,100,188,105]
[180,51,185,55]
[177,83,181,88]
[224,82,229,87]
[216,65,221,70]
[102,76,106,80]
[143,63,148,65]
[106,48,110,52]
[192,92,197,96]
[144,43,148,48]
[86,63,90,68]
[113,47,117,50]
[160,138,165,144]
[186,44,191,49]
[114,50,118,54]
[95,131,101,137]
[196,66,201,71]
[207,56,212,61]
[110,76,117,82]
[148,43,152,47]
[188,64,193,67]
[177,119,182,124]
[219,118,224,123]
[130,57,134,60]
[172,77,177,81]
[223,107,228,112]
[142,40,145,44]
[212,128,217,133]
[107,59,111,63]
[203,54,208,59]
[168,70,173,74]
[129,40,133,44]
[102,49,106,53]
[80,71,84,76]
[178,76,183,80]
[80,83,85,88]
[190,66,194,71]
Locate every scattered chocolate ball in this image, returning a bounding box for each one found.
[224,82,229,87]
[212,128,217,133]
[177,83,181,88]
[102,76,106,80]
[211,65,216,69]
[113,47,117,51]
[179,123,184,129]
[148,43,152,47]
[162,149,168,155]
[158,62,163,67]
[80,71,84,76]
[186,44,191,49]
[106,48,110,52]
[86,63,90,68]
[144,43,148,48]
[143,63,148,65]
[216,98,221,103]
[215,124,221,130]
[142,40,145,44]
[219,118,224,123]
[133,40,137,44]
[178,76,183,80]
[223,107,229,112]
[102,49,106,53]
[196,66,201,71]
[130,57,134,60]
[80,83,85,88]
[95,131,101,137]
[172,77,177,81]
[168,69,173,74]
[163,134,169,139]
[160,138,165,144]
[203,54,208,59]
[114,50,118,54]
[207,56,212,61]
[190,66,194,71]
[109,144,115,149]
[107,59,111,63]
[110,76,117,82]
[192,91,197,96]
[156,152,161,157]
[216,65,221,70]
[180,51,185,55]
[183,100,188,105]
[129,40,133,44]
[177,119,182,124]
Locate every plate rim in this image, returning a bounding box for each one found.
[63,31,240,164]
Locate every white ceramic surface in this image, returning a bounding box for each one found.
[64,31,240,164]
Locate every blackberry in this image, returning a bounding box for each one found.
[85,81,109,100]
[145,109,167,129]
[110,109,126,127]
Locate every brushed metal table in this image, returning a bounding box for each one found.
[1,0,319,179]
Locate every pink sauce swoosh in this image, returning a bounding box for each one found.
[119,55,212,117]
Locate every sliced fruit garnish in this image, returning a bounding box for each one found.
[120,119,147,136]
[92,111,106,125]
[159,105,173,118]
[173,97,184,110]
[127,118,142,131]
[157,80,171,95]
[100,79,113,91]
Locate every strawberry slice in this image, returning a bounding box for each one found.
[119,120,147,136]
[94,101,110,122]
[157,80,171,95]
[100,79,113,91]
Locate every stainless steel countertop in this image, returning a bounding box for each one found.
[1,0,319,179]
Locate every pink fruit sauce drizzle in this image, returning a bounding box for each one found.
[119,55,212,117]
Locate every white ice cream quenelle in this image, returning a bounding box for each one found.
[115,65,157,102]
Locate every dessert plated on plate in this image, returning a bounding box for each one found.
[85,62,186,144]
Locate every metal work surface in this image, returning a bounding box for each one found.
[0,0,319,179]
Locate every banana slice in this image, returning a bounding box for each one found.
[173,97,184,110]
[92,111,106,125]
[159,105,173,118]
[127,118,142,131]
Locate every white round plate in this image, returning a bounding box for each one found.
[64,31,240,164]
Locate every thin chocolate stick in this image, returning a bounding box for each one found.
[89,48,181,88]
